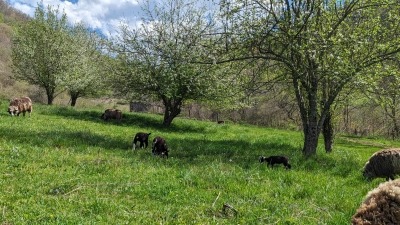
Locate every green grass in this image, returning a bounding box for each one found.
[0,101,398,224]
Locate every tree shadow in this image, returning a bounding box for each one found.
[4,105,366,177]
[152,136,365,178]
[39,106,207,133]
[0,126,128,151]
[161,137,300,169]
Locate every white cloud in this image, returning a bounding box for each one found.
[7,0,144,37]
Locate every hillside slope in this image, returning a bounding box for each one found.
[0,0,35,100]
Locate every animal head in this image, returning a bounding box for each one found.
[141,132,151,138]
[152,137,168,157]
[8,106,19,116]
[362,161,375,180]
[259,156,267,163]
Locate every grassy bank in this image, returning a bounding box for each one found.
[0,101,397,224]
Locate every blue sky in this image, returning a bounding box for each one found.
[6,0,145,37]
[62,0,78,3]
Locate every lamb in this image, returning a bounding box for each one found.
[362,148,400,181]
[259,155,291,169]
[352,179,400,224]
[8,96,32,116]
[132,132,151,150]
[152,136,168,158]
[101,109,122,121]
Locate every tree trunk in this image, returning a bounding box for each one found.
[70,96,78,107]
[391,116,399,140]
[45,88,55,105]
[389,102,399,140]
[323,111,334,153]
[343,103,350,133]
[162,107,181,126]
[69,91,80,107]
[303,129,319,157]
[303,120,320,157]
[293,70,321,157]
[162,97,183,127]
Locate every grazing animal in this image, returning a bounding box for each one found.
[259,155,291,169]
[362,148,400,181]
[132,132,151,150]
[152,136,168,158]
[8,96,32,116]
[101,109,122,121]
[352,179,400,225]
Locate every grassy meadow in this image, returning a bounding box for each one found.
[0,100,397,224]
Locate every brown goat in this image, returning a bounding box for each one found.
[8,96,32,116]
[152,136,168,158]
[132,132,151,150]
[101,109,122,121]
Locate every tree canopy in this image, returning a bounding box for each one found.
[59,23,106,106]
[219,0,400,156]
[12,4,105,106]
[12,4,70,104]
[112,0,241,126]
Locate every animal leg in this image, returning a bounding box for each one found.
[132,141,137,151]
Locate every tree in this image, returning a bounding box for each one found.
[113,0,237,126]
[360,58,400,139]
[220,0,400,156]
[59,23,106,106]
[11,4,70,105]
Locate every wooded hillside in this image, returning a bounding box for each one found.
[0,0,34,100]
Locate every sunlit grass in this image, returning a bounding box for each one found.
[0,100,398,224]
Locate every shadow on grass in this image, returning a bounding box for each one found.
[301,153,365,179]
[1,105,365,176]
[156,137,300,169]
[38,106,207,133]
[157,137,365,177]
[0,124,299,170]
[0,127,128,151]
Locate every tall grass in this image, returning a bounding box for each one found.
[0,101,397,224]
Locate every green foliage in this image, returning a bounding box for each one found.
[11,4,106,106]
[59,23,108,106]
[112,0,241,126]
[11,4,70,104]
[357,57,400,138]
[0,100,395,224]
[221,0,400,156]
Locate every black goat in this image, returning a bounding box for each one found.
[132,132,151,150]
[152,136,168,158]
[259,155,291,169]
